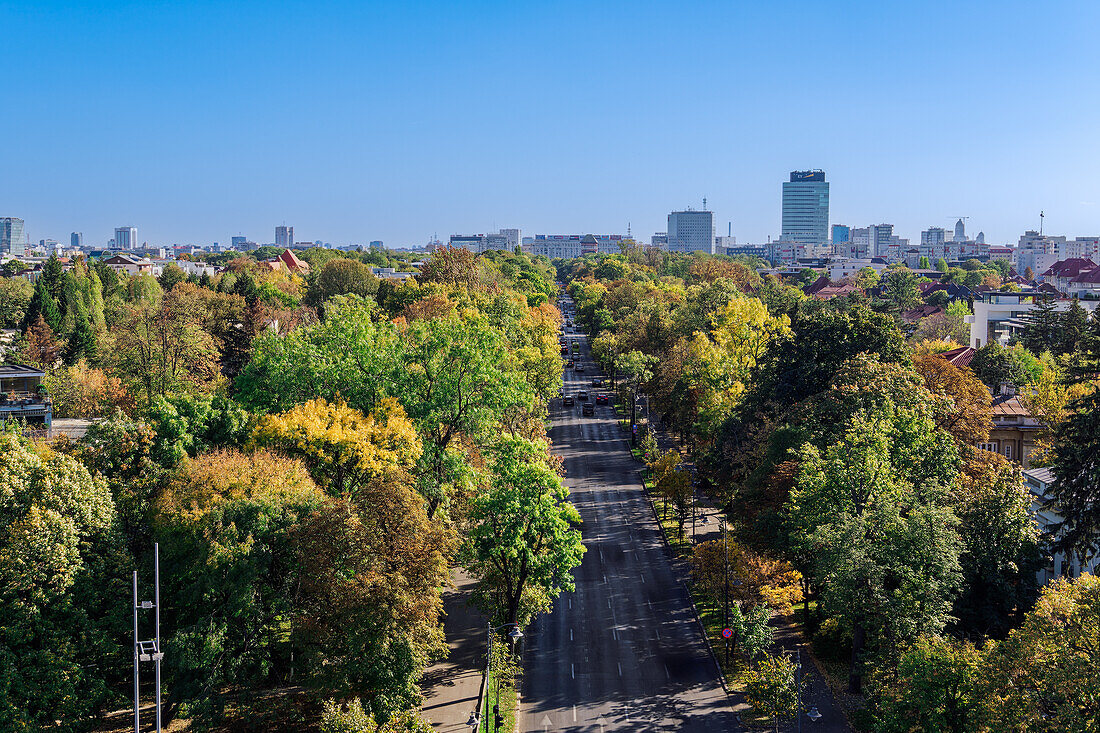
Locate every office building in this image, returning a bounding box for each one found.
[1,217,25,256]
[781,170,829,249]
[667,209,715,254]
[275,225,294,248]
[71,232,83,249]
[369,240,383,249]
[831,224,850,246]
[499,228,521,251]
[231,236,248,250]
[114,226,137,250]
[651,233,668,248]
[450,230,512,253]
[523,234,629,259]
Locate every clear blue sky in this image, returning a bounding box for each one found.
[3,0,1099,248]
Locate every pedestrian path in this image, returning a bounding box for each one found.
[421,571,487,732]
[645,414,851,732]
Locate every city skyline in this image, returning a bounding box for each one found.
[4,1,1100,246]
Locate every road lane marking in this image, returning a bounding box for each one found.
[571,663,574,679]
[617,662,622,677]
[573,705,577,722]
[570,628,573,641]
[665,664,670,680]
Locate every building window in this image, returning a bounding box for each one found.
[1004,444,1013,460]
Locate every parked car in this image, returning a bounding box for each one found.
[563,395,575,406]
[596,394,609,405]
[582,402,595,416]
[577,390,589,401]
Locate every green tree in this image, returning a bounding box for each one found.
[0,277,32,328]
[1018,296,1061,354]
[879,265,923,313]
[869,636,986,733]
[919,256,931,269]
[467,436,585,627]
[741,652,805,732]
[306,257,380,307]
[103,286,220,406]
[1048,309,1100,557]
[951,456,1042,638]
[970,342,1043,388]
[936,258,950,273]
[22,277,62,332]
[157,449,324,724]
[0,432,127,730]
[981,574,1100,731]
[788,405,962,693]
[158,262,188,291]
[1059,297,1089,355]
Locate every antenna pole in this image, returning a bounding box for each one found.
[133,571,139,733]
[155,543,162,733]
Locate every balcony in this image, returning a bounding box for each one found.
[0,364,53,427]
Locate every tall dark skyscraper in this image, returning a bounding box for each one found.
[1,217,25,256]
[71,232,83,248]
[781,170,830,249]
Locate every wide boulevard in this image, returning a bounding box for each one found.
[519,309,740,732]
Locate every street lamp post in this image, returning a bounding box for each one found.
[722,518,729,667]
[481,623,523,733]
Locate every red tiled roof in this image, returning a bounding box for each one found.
[901,305,944,323]
[1070,266,1100,284]
[1041,258,1098,278]
[939,346,975,368]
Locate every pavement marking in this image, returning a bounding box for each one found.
[573,705,577,722]
[569,628,573,641]
[655,628,660,640]
[665,664,671,680]
[617,662,622,677]
[571,663,575,679]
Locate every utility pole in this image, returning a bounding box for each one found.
[133,543,164,733]
[723,518,729,668]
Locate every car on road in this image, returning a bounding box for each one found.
[563,395,574,406]
[577,390,588,401]
[565,359,575,368]
[560,346,569,355]
[596,393,609,405]
[582,402,595,416]
[575,363,585,372]
[591,378,602,387]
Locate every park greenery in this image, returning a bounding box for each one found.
[560,248,1099,732]
[1,244,1098,732]
[0,247,581,731]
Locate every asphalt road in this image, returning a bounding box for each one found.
[520,321,740,732]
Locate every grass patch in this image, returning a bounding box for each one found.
[479,645,520,733]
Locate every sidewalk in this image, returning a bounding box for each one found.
[421,570,486,732]
[645,412,852,732]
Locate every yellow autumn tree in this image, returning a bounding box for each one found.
[686,295,791,431]
[692,538,804,614]
[252,397,422,498]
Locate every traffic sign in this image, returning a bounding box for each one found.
[721,628,733,639]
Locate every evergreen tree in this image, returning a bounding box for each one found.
[1059,297,1088,355]
[64,311,98,365]
[1018,295,1060,354]
[22,278,63,333]
[41,253,64,301]
[1048,309,1100,557]
[935,257,950,273]
[199,271,213,289]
